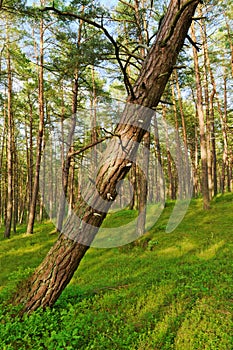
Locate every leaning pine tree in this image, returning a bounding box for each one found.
[13,0,201,314]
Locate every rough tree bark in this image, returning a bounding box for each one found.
[13,0,201,313]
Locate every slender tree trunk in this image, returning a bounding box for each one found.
[57,76,78,231]
[192,124,199,197]
[134,0,151,232]
[221,73,229,193]
[27,6,45,233]
[229,150,233,192]
[91,66,98,172]
[57,13,84,231]
[13,0,201,313]
[163,105,175,199]
[203,36,217,196]
[12,129,18,233]
[136,131,150,235]
[174,69,191,197]
[4,23,13,238]
[68,148,75,215]
[2,96,8,227]
[225,20,233,78]
[171,77,183,197]
[153,113,164,202]
[128,164,137,210]
[0,109,6,226]
[174,69,188,149]
[27,96,34,215]
[200,15,213,199]
[198,8,217,198]
[191,23,209,209]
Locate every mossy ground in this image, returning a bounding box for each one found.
[0,194,233,349]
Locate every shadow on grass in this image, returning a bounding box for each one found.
[0,196,233,349]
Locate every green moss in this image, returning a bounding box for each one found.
[0,195,233,349]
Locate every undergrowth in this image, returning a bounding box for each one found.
[0,194,233,349]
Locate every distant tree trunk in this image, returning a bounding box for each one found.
[136,131,150,235]
[203,45,217,196]
[198,9,217,198]
[57,13,84,231]
[91,66,98,173]
[193,124,199,196]
[202,45,223,195]
[27,5,45,233]
[39,132,46,222]
[27,95,34,216]
[135,1,151,233]
[57,76,78,231]
[171,77,183,197]
[173,69,191,197]
[13,0,201,313]
[68,148,75,215]
[12,129,18,233]
[163,104,176,199]
[128,164,137,210]
[229,149,233,192]
[191,23,209,209]
[226,19,233,78]
[4,23,13,238]
[153,113,164,202]
[0,113,6,226]
[201,26,212,199]
[174,69,188,148]
[221,73,229,193]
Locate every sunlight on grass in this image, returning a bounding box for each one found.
[0,195,233,349]
[175,296,232,349]
[157,240,197,258]
[197,240,225,260]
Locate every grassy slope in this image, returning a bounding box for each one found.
[0,194,233,349]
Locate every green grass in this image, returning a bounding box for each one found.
[0,194,233,349]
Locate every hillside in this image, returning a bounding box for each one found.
[0,194,233,349]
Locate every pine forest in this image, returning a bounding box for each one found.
[0,1,233,349]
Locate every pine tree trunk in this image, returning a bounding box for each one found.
[12,131,18,233]
[153,113,164,202]
[27,7,45,233]
[91,66,98,173]
[57,10,84,231]
[136,131,150,235]
[4,23,13,239]
[163,104,175,199]
[57,77,78,231]
[13,0,201,313]
[221,73,229,193]
[0,115,6,226]
[198,7,218,198]
[28,97,34,216]
[191,23,210,209]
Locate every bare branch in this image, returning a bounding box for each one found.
[68,136,112,158]
[186,33,201,51]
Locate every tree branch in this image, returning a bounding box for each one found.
[41,5,135,98]
[68,136,112,158]
[186,33,201,51]
[119,0,135,10]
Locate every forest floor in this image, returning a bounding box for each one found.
[0,194,233,349]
